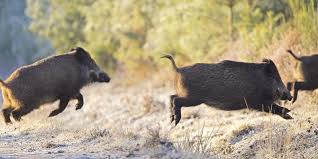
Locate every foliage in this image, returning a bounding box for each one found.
[289,0,318,51]
[25,0,318,71]
[0,0,52,77]
[26,0,92,53]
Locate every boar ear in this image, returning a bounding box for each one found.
[263,59,278,75]
[262,58,271,63]
[74,47,90,64]
[70,47,85,52]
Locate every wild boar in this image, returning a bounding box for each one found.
[162,55,293,126]
[286,50,318,103]
[0,47,110,124]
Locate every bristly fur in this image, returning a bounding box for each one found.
[287,49,318,103]
[165,57,293,126]
[1,47,110,124]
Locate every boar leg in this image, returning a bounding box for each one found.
[48,97,70,117]
[271,104,293,119]
[2,107,13,124]
[12,109,22,121]
[169,95,178,123]
[75,93,84,110]
[293,81,318,103]
[255,104,292,119]
[286,82,293,91]
[12,106,35,121]
[172,97,203,126]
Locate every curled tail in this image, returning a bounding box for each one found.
[287,50,302,61]
[161,55,179,71]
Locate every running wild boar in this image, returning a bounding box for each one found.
[162,55,293,126]
[287,49,318,103]
[0,47,110,124]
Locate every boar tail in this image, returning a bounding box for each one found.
[161,54,179,72]
[287,50,302,61]
[0,79,6,89]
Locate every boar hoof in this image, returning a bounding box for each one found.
[13,116,22,122]
[48,110,60,117]
[170,114,175,124]
[170,105,181,126]
[282,108,291,114]
[12,111,22,122]
[175,116,181,126]
[174,107,182,126]
[75,104,83,110]
[3,108,13,124]
[281,113,293,120]
[4,119,12,124]
[5,121,12,125]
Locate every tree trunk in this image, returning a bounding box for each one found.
[228,0,235,42]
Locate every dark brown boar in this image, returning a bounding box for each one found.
[0,47,110,124]
[162,55,293,126]
[286,50,318,103]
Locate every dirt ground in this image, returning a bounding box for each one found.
[1,77,318,159]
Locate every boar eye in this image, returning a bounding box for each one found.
[89,71,98,81]
[276,88,281,95]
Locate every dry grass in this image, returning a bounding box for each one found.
[1,72,318,158]
[173,123,216,156]
[89,128,110,139]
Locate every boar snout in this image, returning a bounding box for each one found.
[281,92,293,101]
[90,71,110,83]
[98,72,110,83]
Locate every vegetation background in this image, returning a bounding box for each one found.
[1,0,318,80]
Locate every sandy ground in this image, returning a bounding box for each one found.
[1,78,318,159]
